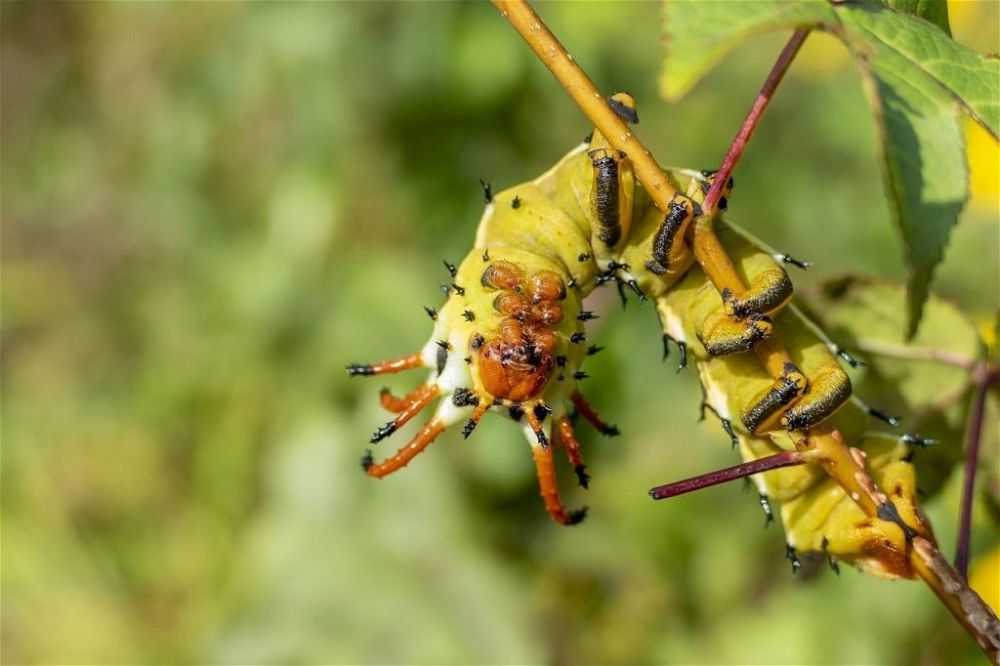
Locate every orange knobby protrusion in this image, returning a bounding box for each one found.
[364,418,446,478]
[557,415,590,489]
[379,384,434,413]
[369,384,440,444]
[532,440,587,525]
[571,391,620,436]
[347,352,424,377]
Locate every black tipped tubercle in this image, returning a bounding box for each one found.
[574,464,591,489]
[607,96,639,124]
[785,545,801,574]
[868,407,900,427]
[370,421,397,444]
[346,363,374,376]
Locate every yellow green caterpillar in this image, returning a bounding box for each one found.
[348,94,930,577]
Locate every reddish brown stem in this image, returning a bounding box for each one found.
[702,29,810,215]
[955,363,999,579]
[649,451,806,500]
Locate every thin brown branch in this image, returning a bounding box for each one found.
[702,29,810,215]
[649,450,807,500]
[911,537,1000,661]
[956,363,999,579]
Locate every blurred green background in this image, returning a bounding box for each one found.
[2,2,997,664]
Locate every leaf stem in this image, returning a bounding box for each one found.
[955,362,999,579]
[702,29,810,215]
[855,338,978,370]
[648,450,806,500]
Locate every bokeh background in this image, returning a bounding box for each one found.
[3,2,998,664]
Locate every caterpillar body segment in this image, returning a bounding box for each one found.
[734,425,928,578]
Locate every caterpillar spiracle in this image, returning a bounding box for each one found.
[348,93,931,577]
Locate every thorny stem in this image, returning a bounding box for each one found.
[649,450,807,500]
[492,0,1000,658]
[956,363,999,580]
[701,29,810,216]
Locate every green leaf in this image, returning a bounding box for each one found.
[804,276,981,496]
[882,0,951,36]
[838,4,999,139]
[660,0,993,336]
[659,0,834,101]
[842,23,969,337]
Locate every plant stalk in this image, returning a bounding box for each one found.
[701,29,810,215]
[649,450,806,500]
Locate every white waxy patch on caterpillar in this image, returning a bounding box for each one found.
[659,307,687,344]
[436,396,472,428]
[522,419,552,447]
[699,369,732,422]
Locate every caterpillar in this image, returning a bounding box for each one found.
[348,93,930,576]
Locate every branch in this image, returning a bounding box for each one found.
[911,537,1000,661]
[649,450,807,500]
[701,29,810,215]
[956,362,999,579]
[855,338,978,370]
[490,0,679,207]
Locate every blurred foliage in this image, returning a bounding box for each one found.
[1,2,997,664]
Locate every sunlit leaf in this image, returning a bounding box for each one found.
[659,0,833,101]
[660,0,995,336]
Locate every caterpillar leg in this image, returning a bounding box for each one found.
[532,440,587,525]
[570,391,620,436]
[781,365,852,431]
[379,385,431,413]
[363,417,446,478]
[645,194,696,276]
[586,91,638,253]
[700,400,738,449]
[698,311,774,356]
[346,352,425,377]
[741,362,808,435]
[587,148,631,248]
[696,168,734,211]
[461,400,491,438]
[369,383,440,443]
[557,415,590,488]
[721,266,793,320]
